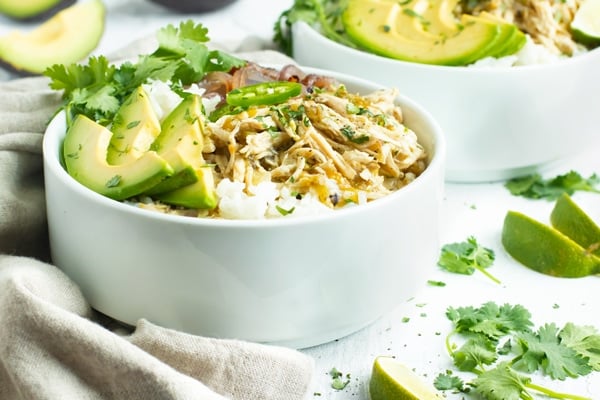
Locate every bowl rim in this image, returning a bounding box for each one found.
[43,66,446,229]
[292,20,600,73]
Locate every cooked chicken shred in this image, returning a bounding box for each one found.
[135,64,428,216]
[456,0,585,55]
[199,73,426,209]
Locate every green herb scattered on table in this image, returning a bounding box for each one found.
[329,367,351,390]
[44,20,245,128]
[434,301,599,400]
[427,280,446,287]
[505,170,600,200]
[437,236,500,284]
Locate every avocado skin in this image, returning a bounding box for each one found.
[148,0,237,13]
[0,58,35,77]
[0,0,75,21]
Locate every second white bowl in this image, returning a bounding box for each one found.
[292,21,600,182]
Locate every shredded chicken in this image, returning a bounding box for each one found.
[456,0,585,55]
[136,64,427,217]
[199,67,427,209]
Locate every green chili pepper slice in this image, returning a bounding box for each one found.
[226,81,302,107]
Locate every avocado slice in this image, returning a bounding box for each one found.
[407,0,500,63]
[477,12,526,58]
[144,95,204,195]
[63,114,173,201]
[154,166,218,209]
[0,0,74,20]
[341,0,520,66]
[146,95,218,209]
[107,86,162,165]
[417,3,525,59]
[0,0,105,75]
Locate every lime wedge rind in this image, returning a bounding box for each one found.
[502,210,600,278]
[369,356,443,400]
[571,0,600,46]
[550,193,600,257]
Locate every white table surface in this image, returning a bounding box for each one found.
[2,1,599,398]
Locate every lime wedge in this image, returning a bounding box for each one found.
[369,357,443,400]
[571,0,600,46]
[502,210,600,278]
[550,193,600,256]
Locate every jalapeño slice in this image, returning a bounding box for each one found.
[226,81,302,107]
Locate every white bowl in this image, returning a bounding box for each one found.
[292,22,600,182]
[43,68,445,349]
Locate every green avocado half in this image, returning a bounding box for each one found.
[342,0,525,66]
[0,0,74,20]
[0,0,105,75]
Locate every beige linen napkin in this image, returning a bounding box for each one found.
[0,39,313,399]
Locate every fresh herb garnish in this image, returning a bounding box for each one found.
[105,175,121,188]
[340,125,369,144]
[433,371,466,392]
[126,120,141,129]
[45,20,245,127]
[276,205,296,216]
[274,0,355,56]
[437,236,500,284]
[427,280,446,287]
[505,170,600,200]
[329,367,351,390]
[436,302,599,400]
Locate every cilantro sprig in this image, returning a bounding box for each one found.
[435,302,599,400]
[44,20,245,127]
[505,171,600,200]
[438,236,501,284]
[273,0,355,56]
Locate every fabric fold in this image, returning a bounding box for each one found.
[0,256,313,400]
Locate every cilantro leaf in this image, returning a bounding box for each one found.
[44,21,245,127]
[45,55,115,95]
[559,323,600,371]
[438,236,501,284]
[441,302,596,400]
[433,372,466,392]
[154,20,209,57]
[505,171,600,200]
[452,334,498,371]
[82,85,120,115]
[472,362,531,400]
[513,323,592,380]
[447,303,533,341]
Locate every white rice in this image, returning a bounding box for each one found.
[142,80,221,120]
[142,80,182,120]
[468,35,571,68]
[216,179,335,219]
